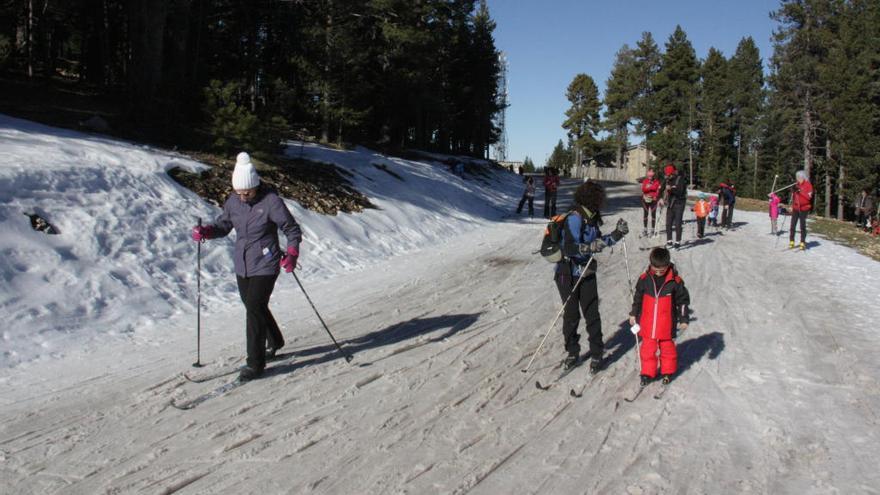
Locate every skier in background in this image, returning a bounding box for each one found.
[543,167,561,218]
[658,164,687,249]
[768,192,781,235]
[640,169,661,237]
[692,193,711,239]
[516,175,536,217]
[788,170,814,250]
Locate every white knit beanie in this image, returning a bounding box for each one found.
[232,152,260,190]
[796,170,808,181]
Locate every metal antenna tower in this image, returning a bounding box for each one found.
[492,52,508,162]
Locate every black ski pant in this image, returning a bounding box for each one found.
[642,202,657,229]
[554,268,603,359]
[789,210,809,244]
[696,217,706,238]
[237,273,284,371]
[724,203,735,227]
[516,194,534,216]
[666,200,686,243]
[544,191,558,218]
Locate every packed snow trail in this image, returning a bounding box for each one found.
[1,181,879,494]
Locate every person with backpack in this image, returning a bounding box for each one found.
[554,180,629,372]
[543,168,561,218]
[191,152,303,381]
[658,164,687,249]
[723,180,737,227]
[692,193,711,239]
[628,247,690,387]
[516,176,536,217]
[640,169,661,236]
[788,170,814,250]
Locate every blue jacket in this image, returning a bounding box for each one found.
[212,186,302,278]
[556,209,618,277]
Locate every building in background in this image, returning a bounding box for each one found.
[567,142,654,182]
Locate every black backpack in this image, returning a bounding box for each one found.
[539,210,586,263]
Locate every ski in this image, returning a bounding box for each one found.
[535,358,584,391]
[184,352,295,383]
[653,382,670,400]
[623,383,648,402]
[171,378,244,410]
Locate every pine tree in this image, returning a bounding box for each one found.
[603,45,639,168]
[562,73,602,170]
[698,47,734,187]
[728,37,765,194]
[647,26,700,182]
[631,32,662,154]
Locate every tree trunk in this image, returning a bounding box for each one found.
[126,0,168,120]
[802,103,813,179]
[824,137,831,218]
[837,151,845,220]
[752,148,758,197]
[27,0,33,78]
[320,2,332,143]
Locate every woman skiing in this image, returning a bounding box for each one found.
[555,180,629,372]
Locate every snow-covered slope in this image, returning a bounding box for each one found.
[0,113,521,367]
[1,114,879,494]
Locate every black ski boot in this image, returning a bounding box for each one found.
[589,357,602,374]
[661,374,672,385]
[563,354,580,370]
[239,366,264,382]
[640,375,651,387]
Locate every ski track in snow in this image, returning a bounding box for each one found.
[2,122,880,493]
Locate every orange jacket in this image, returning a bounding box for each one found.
[693,199,710,218]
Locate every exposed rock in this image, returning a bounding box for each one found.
[169,155,375,215]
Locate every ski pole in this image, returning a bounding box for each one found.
[769,174,778,196]
[771,182,797,195]
[193,217,203,368]
[521,254,595,373]
[291,271,354,363]
[621,239,641,372]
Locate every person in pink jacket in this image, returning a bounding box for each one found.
[640,169,661,236]
[768,192,781,235]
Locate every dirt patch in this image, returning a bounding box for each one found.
[169,153,375,215]
[481,257,529,268]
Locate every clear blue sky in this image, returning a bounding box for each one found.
[487,0,780,166]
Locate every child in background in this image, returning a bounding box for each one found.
[692,193,710,239]
[629,247,690,387]
[516,176,536,217]
[708,195,719,228]
[768,192,781,235]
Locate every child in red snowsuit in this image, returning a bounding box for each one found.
[629,247,690,385]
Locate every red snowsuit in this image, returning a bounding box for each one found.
[630,265,690,378]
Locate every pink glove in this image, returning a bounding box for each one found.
[280,245,299,273]
[192,225,213,242]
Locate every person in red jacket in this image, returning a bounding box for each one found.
[640,169,661,236]
[789,170,814,250]
[629,247,690,387]
[543,168,561,218]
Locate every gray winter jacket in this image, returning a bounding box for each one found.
[212,186,302,277]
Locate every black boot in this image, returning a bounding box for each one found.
[640,375,651,387]
[661,374,672,385]
[563,354,580,370]
[239,366,264,382]
[589,357,602,374]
